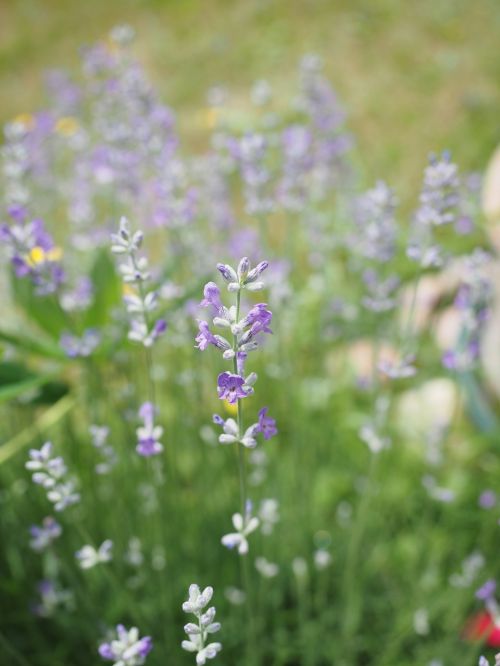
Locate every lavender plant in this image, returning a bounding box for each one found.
[25,442,80,511]
[181,584,222,665]
[98,625,153,666]
[195,257,277,554]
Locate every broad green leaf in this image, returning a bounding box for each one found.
[10,273,68,339]
[459,371,499,434]
[83,250,122,328]
[0,361,57,404]
[0,328,66,360]
[0,394,75,465]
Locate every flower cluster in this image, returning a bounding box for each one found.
[111,217,167,347]
[212,406,276,449]
[221,502,260,555]
[29,517,62,552]
[32,579,74,618]
[182,584,222,665]
[25,442,80,511]
[196,257,277,560]
[408,152,463,268]
[136,402,163,457]
[1,206,64,294]
[196,258,276,436]
[60,328,100,358]
[348,181,400,314]
[76,540,113,569]
[98,625,153,666]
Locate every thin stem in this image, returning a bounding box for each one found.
[232,288,257,664]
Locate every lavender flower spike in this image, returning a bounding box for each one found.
[182,584,222,665]
[111,216,167,348]
[136,402,163,457]
[26,442,80,511]
[98,624,152,666]
[29,517,62,552]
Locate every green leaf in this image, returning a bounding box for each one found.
[83,250,122,328]
[10,273,68,339]
[0,394,75,465]
[459,371,499,434]
[0,361,57,404]
[0,328,67,360]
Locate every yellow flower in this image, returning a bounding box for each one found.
[26,246,62,267]
[223,400,238,416]
[55,117,79,137]
[204,108,218,130]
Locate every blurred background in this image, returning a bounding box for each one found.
[1,0,499,193]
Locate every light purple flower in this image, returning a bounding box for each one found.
[98,624,152,665]
[60,329,101,358]
[476,579,497,601]
[479,490,497,510]
[239,303,273,335]
[136,402,163,457]
[29,517,62,551]
[257,407,277,440]
[200,282,224,315]
[195,321,231,352]
[217,372,250,404]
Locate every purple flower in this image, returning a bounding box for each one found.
[29,517,62,551]
[98,624,153,665]
[195,321,217,351]
[136,402,163,457]
[60,329,100,358]
[257,407,277,440]
[195,321,230,353]
[479,490,497,510]
[217,372,250,404]
[151,318,167,340]
[240,304,273,334]
[200,282,223,314]
[476,579,497,601]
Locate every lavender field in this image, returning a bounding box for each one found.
[1,3,500,666]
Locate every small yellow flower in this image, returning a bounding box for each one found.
[204,108,218,130]
[26,246,62,267]
[12,113,35,130]
[27,246,46,266]
[223,400,238,416]
[55,117,79,137]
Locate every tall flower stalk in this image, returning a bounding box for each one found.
[196,257,277,537]
[195,257,277,657]
[111,216,167,455]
